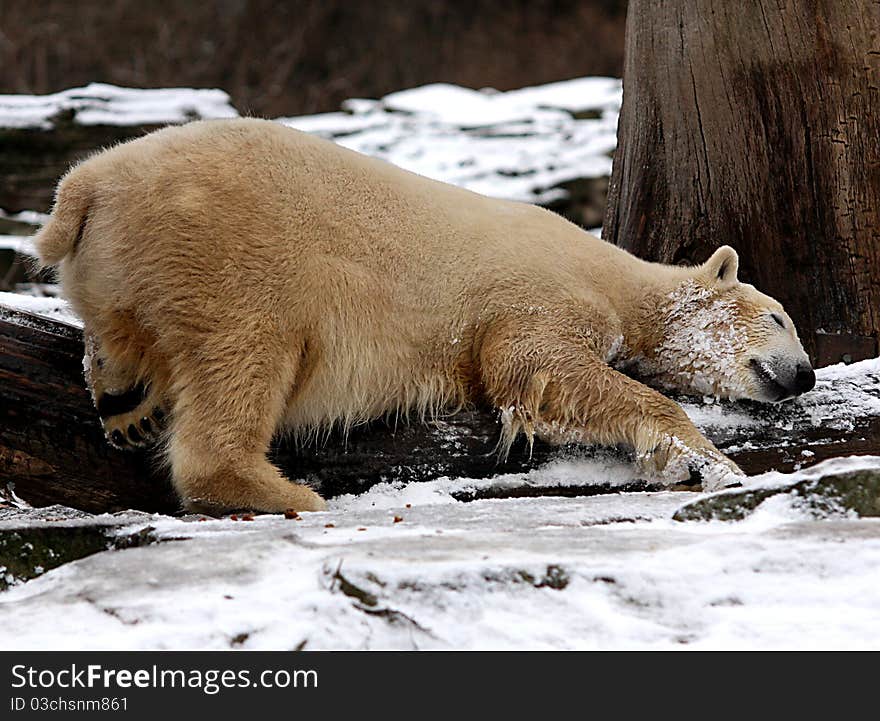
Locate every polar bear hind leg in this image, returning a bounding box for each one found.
[163,329,326,515]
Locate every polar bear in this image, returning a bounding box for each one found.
[34,118,814,514]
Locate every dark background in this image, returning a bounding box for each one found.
[0,0,627,116]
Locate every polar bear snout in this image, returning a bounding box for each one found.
[793,364,816,394]
[749,357,815,401]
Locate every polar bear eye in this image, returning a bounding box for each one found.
[769,313,786,329]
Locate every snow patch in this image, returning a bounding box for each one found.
[0,209,49,226]
[0,83,238,130]
[330,456,639,512]
[0,291,82,327]
[0,235,36,256]
[279,76,620,204]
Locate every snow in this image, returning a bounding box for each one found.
[332,456,641,512]
[1,458,878,649]
[1,77,618,211]
[380,77,620,127]
[726,453,880,494]
[626,280,750,399]
[0,291,82,328]
[0,235,36,256]
[0,83,238,130]
[679,355,880,450]
[279,77,621,204]
[0,209,49,226]
[681,401,760,431]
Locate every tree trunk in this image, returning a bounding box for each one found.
[603,0,880,367]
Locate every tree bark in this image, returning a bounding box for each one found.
[603,0,880,367]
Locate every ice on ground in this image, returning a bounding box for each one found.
[502,76,623,115]
[1,456,879,650]
[0,83,238,130]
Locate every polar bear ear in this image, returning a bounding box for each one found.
[703,245,739,289]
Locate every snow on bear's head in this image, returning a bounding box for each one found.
[641,246,814,402]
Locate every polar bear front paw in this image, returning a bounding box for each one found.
[638,434,744,492]
[696,460,745,492]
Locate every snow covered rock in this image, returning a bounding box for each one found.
[674,456,880,521]
[2,475,880,649]
[0,85,238,214]
[0,510,155,590]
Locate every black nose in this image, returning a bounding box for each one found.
[794,364,815,394]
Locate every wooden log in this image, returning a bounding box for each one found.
[4,302,880,515]
[0,303,568,514]
[0,304,177,513]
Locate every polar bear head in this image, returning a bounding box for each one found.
[635,246,814,402]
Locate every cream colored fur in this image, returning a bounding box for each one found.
[33,118,811,513]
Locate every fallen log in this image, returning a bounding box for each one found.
[3,301,880,515]
[1,304,174,513]
[0,303,569,514]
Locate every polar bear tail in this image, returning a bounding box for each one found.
[33,168,93,267]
